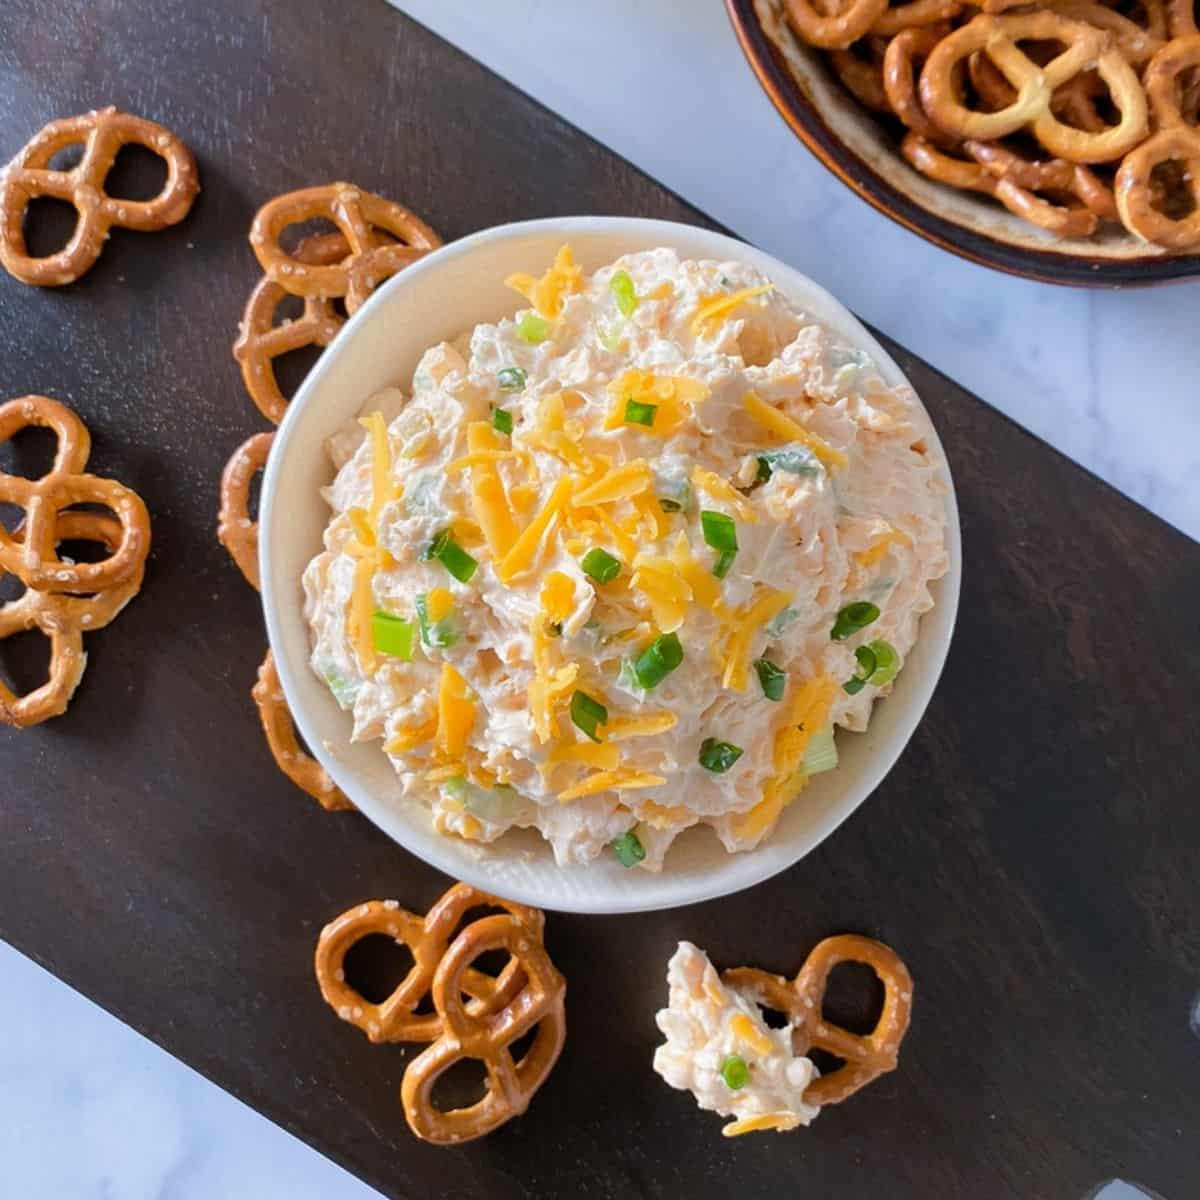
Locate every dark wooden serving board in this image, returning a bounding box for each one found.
[1,3,1197,1197]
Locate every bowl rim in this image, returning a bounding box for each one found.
[260,215,962,913]
[724,0,1200,288]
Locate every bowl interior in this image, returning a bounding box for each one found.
[730,0,1200,286]
[260,217,961,913]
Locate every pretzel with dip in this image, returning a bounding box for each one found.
[653,935,912,1135]
[0,107,198,286]
[1115,34,1200,248]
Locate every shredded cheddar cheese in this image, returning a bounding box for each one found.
[722,1113,804,1138]
[385,716,437,755]
[572,460,652,507]
[605,711,677,740]
[505,244,583,319]
[730,1013,776,1058]
[557,767,667,803]
[435,664,475,760]
[540,571,575,624]
[743,391,847,471]
[465,421,519,559]
[856,524,912,568]
[720,587,794,691]
[359,411,398,525]
[728,674,837,842]
[605,370,708,435]
[497,476,574,583]
[691,467,758,524]
[690,284,774,333]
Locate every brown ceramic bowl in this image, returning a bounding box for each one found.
[726,0,1200,286]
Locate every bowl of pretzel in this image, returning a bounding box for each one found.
[727,0,1200,284]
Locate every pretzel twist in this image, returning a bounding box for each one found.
[0,396,150,594]
[831,37,894,110]
[1,511,145,727]
[872,0,962,35]
[723,934,913,1107]
[0,107,199,286]
[218,432,272,590]
[1042,0,1165,63]
[232,233,348,424]
[903,131,1115,235]
[919,12,1149,161]
[400,913,567,1144]
[1167,0,1197,37]
[252,650,354,811]
[885,26,959,140]
[785,0,891,48]
[314,885,545,1044]
[1115,34,1200,248]
[248,183,441,306]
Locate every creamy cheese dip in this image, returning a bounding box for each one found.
[303,246,948,870]
[653,941,820,1135]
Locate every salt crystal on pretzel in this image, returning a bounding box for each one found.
[0,107,198,286]
[400,912,566,1144]
[0,395,151,595]
[232,233,348,425]
[314,883,544,1044]
[1,510,146,728]
[248,182,441,308]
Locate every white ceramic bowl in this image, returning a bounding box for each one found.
[260,217,961,915]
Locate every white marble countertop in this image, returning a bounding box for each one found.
[2,2,1195,1196]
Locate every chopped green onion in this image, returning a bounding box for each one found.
[843,644,877,694]
[865,639,900,685]
[581,547,621,584]
[624,399,657,428]
[719,274,733,288]
[497,366,527,392]
[611,830,645,868]
[570,689,608,742]
[609,269,638,316]
[712,548,736,579]
[415,593,459,648]
[324,669,360,709]
[720,1055,749,1090]
[659,497,683,513]
[423,529,478,583]
[633,632,683,690]
[754,456,773,485]
[443,776,524,823]
[801,724,839,775]
[491,406,513,435]
[516,312,550,344]
[701,510,738,552]
[701,510,738,577]
[371,611,416,660]
[831,601,880,641]
[761,444,822,478]
[699,737,743,773]
[753,657,786,702]
[597,323,622,352]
